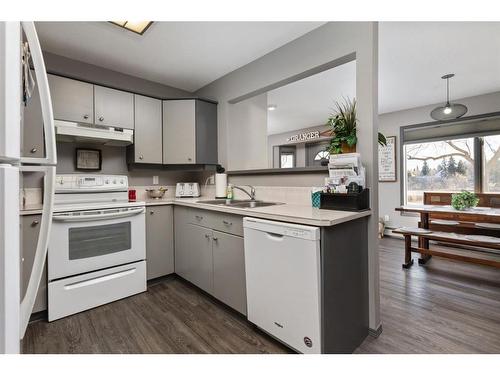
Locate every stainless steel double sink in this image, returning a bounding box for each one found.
[197,199,282,208]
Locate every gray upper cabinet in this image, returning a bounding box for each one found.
[195,99,218,165]
[22,71,44,158]
[146,205,174,279]
[162,99,217,165]
[133,95,163,164]
[163,100,196,164]
[48,74,93,124]
[21,215,47,314]
[94,85,134,129]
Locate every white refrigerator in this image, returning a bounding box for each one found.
[0,21,56,353]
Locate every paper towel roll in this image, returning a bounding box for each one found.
[215,173,227,198]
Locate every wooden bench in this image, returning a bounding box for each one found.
[393,228,500,269]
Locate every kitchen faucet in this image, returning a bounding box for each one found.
[233,185,256,201]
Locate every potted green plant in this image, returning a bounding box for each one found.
[451,191,479,211]
[327,97,387,154]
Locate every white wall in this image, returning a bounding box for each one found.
[228,93,268,170]
[379,91,500,230]
[196,22,381,332]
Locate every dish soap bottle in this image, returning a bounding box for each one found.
[226,184,234,200]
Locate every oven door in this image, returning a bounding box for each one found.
[48,206,146,280]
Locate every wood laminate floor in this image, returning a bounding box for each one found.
[23,237,500,354]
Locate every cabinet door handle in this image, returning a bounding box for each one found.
[188,157,192,162]
[212,237,218,241]
[83,114,89,120]
[222,220,232,226]
[30,148,37,154]
[195,215,203,220]
[31,220,39,226]
[149,211,154,215]
[204,234,210,239]
[98,116,104,122]
[139,155,143,160]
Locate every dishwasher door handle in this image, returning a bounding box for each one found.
[266,232,284,241]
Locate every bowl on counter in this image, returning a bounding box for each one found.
[146,187,168,199]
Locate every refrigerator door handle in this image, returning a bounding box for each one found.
[19,22,57,166]
[19,165,56,338]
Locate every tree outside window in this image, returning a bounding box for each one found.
[404,138,474,204]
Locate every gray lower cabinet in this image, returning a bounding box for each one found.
[212,230,246,314]
[132,95,163,164]
[20,215,47,313]
[146,206,174,280]
[174,206,246,314]
[162,99,217,165]
[94,85,134,129]
[48,74,94,124]
[175,222,213,292]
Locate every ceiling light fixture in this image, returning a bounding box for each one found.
[430,73,468,121]
[267,104,277,111]
[110,21,153,35]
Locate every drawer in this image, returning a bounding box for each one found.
[48,260,146,321]
[210,211,244,237]
[187,208,215,228]
[176,206,243,236]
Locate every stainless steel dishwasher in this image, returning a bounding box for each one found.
[243,217,321,354]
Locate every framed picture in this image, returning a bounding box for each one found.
[75,148,102,171]
[379,136,397,182]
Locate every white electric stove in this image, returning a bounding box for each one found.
[47,174,146,321]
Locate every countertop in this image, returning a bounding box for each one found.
[20,198,371,227]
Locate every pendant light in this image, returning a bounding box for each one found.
[430,73,468,121]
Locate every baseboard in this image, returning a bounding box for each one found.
[368,323,383,338]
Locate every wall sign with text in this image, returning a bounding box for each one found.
[378,136,397,182]
[287,131,320,143]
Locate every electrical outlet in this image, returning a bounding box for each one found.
[153,176,159,185]
[383,214,390,223]
[207,175,215,185]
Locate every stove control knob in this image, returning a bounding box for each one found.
[105,180,109,184]
[113,180,117,184]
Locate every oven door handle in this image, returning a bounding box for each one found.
[53,207,145,222]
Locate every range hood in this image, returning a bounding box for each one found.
[54,120,134,146]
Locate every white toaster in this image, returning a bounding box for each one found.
[175,182,201,198]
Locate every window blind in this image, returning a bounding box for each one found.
[402,114,500,144]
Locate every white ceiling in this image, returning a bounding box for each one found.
[35,22,325,92]
[267,61,356,134]
[379,22,500,114]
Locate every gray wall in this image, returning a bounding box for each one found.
[55,143,204,186]
[379,90,500,230]
[43,52,191,99]
[196,22,381,331]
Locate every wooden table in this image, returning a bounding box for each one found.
[395,205,500,268]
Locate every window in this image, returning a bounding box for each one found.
[315,150,330,161]
[401,115,500,205]
[404,138,474,204]
[278,145,296,169]
[280,154,295,168]
[483,135,500,192]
